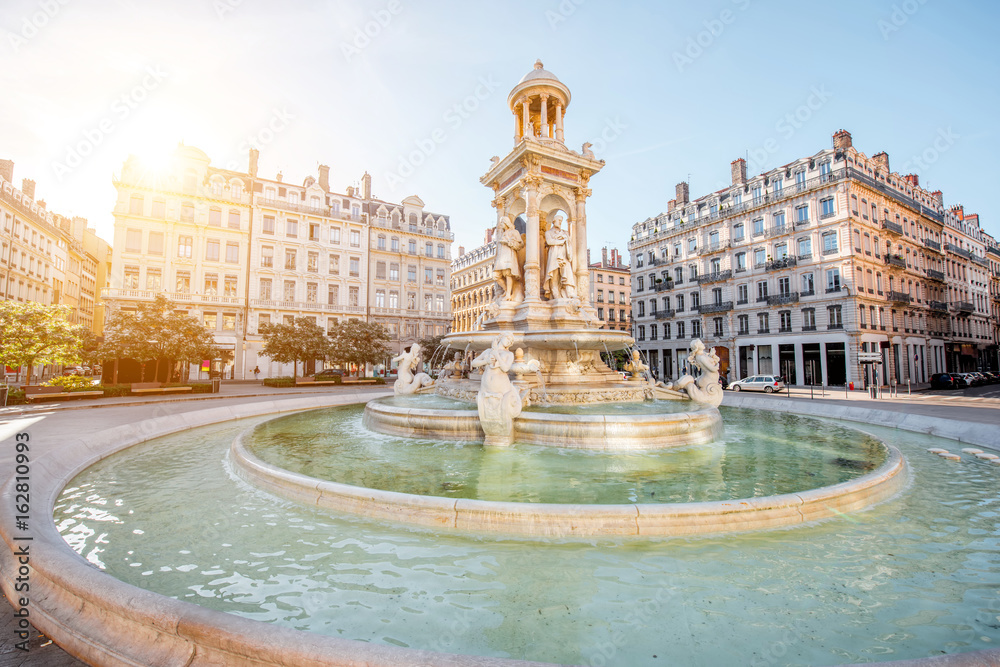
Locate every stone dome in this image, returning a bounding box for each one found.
[518,59,561,84]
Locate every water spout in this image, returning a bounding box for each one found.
[533,370,550,405]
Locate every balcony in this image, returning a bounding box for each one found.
[802,325,817,332]
[654,309,676,320]
[971,255,989,268]
[887,290,911,304]
[795,216,811,226]
[927,300,948,313]
[766,225,789,238]
[944,243,973,260]
[800,290,815,297]
[103,287,246,306]
[653,281,675,292]
[699,301,734,314]
[821,247,839,256]
[881,219,904,236]
[827,323,844,330]
[697,241,730,256]
[757,328,770,334]
[767,293,799,306]
[696,270,732,284]
[924,268,945,282]
[952,301,974,315]
[884,255,907,269]
[922,238,942,252]
[825,286,842,294]
[765,257,797,271]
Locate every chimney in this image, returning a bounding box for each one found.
[833,129,853,151]
[904,174,919,187]
[37,200,46,210]
[276,171,283,182]
[361,172,372,200]
[248,148,259,177]
[950,204,964,220]
[675,182,690,205]
[731,158,747,186]
[0,159,12,183]
[612,249,619,267]
[458,245,465,256]
[667,199,676,214]
[931,190,943,207]
[601,247,608,267]
[72,216,87,240]
[21,178,35,200]
[317,164,330,192]
[872,151,889,174]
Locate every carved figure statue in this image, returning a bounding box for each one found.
[493,216,524,303]
[670,339,723,407]
[471,333,529,446]
[581,142,595,159]
[624,350,650,382]
[391,343,434,395]
[489,155,500,169]
[441,351,465,380]
[543,215,577,300]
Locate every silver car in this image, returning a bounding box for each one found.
[729,375,786,393]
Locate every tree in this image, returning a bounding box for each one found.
[328,319,390,376]
[101,295,218,382]
[0,301,87,384]
[259,317,330,381]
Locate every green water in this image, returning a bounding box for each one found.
[54,408,1000,666]
[248,406,886,503]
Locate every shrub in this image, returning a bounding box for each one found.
[187,383,213,394]
[43,375,95,391]
[4,388,26,405]
[373,377,386,385]
[263,376,295,388]
[102,384,131,398]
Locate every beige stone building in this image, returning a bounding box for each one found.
[629,129,993,386]
[987,235,1000,370]
[450,230,497,333]
[104,144,453,379]
[588,247,630,332]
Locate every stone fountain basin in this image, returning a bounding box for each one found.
[441,329,634,353]
[362,396,723,449]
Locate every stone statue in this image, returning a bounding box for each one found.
[489,155,500,169]
[441,351,465,380]
[471,333,529,446]
[543,214,577,300]
[493,215,524,303]
[391,343,434,395]
[581,142,595,159]
[670,339,723,407]
[624,350,650,383]
[509,347,540,380]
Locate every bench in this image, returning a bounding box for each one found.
[295,379,342,386]
[130,382,194,395]
[342,378,378,385]
[24,385,104,402]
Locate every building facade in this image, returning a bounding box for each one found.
[450,231,497,333]
[588,247,630,332]
[628,130,994,387]
[104,144,453,379]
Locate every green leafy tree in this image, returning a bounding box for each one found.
[328,319,390,376]
[259,317,330,381]
[0,301,86,384]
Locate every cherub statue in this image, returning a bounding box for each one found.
[624,350,650,382]
[441,351,465,380]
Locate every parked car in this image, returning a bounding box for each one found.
[314,368,345,381]
[929,373,957,390]
[984,371,1000,384]
[950,373,972,389]
[62,365,86,376]
[729,375,785,393]
[964,372,986,387]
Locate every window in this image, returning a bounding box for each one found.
[285,249,296,270]
[637,301,645,317]
[408,240,417,254]
[822,231,838,254]
[424,268,433,284]
[757,281,769,301]
[259,279,272,300]
[146,232,163,255]
[152,199,165,218]
[391,237,399,251]
[286,219,298,237]
[796,204,809,224]
[826,268,841,292]
[774,211,786,230]
[637,276,644,292]
[738,314,749,335]
[204,312,217,329]
[177,235,193,258]
[754,248,766,267]
[688,238,697,252]
[691,320,701,338]
[779,311,792,332]
[690,291,700,309]
[224,275,237,296]
[650,323,657,340]
[258,313,271,332]
[597,289,604,303]
[205,239,220,262]
[309,223,319,241]
[209,208,222,226]
[389,291,399,309]
[407,292,416,309]
[797,237,811,257]
[437,244,445,259]
[778,276,790,296]
[283,280,296,301]
[222,314,236,331]
[407,265,416,282]
[713,317,724,337]
[327,284,339,305]
[436,269,445,286]
[204,274,218,295]
[773,178,782,194]
[752,218,765,236]
[794,171,806,189]
[375,261,386,280]
[330,227,341,244]
[828,305,843,329]
[676,321,685,339]
[752,185,762,203]
[676,295,685,312]
[733,223,745,241]
[306,283,318,303]
[803,308,816,330]
[307,252,319,273]
[175,271,191,293]
[262,215,275,234]
[425,242,433,257]
[125,229,142,253]
[329,254,339,274]
[145,268,161,290]
[390,263,399,281]
[226,242,239,263]
[350,230,361,247]
[737,284,748,304]
[820,197,835,218]
[637,325,646,341]
[349,257,360,277]
[129,194,144,215]
[598,307,605,320]
[377,235,386,250]
[735,252,747,271]
[801,273,814,294]
[228,210,241,229]
[758,312,770,333]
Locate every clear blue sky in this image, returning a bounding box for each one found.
[2,0,998,255]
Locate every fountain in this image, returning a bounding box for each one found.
[12,62,1000,667]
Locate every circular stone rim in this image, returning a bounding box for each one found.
[361,396,724,450]
[231,416,908,538]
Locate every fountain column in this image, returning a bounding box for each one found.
[521,98,531,138]
[554,102,564,142]
[574,186,591,301]
[540,94,549,139]
[522,177,542,303]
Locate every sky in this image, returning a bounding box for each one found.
[2,0,999,256]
